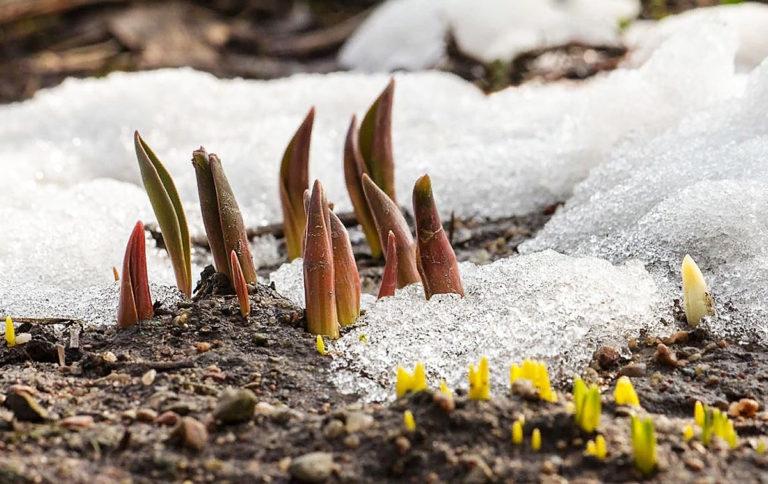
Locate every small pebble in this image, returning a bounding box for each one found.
[213,388,257,424]
[343,434,360,449]
[620,363,646,377]
[141,369,157,386]
[394,436,411,455]
[729,398,759,418]
[323,419,345,439]
[655,343,678,367]
[169,416,208,452]
[155,411,180,426]
[136,408,158,422]
[60,415,94,430]
[594,346,620,370]
[289,452,335,483]
[195,342,211,353]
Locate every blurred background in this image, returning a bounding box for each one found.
[0,0,762,103]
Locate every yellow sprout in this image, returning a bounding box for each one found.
[631,416,657,477]
[358,333,368,344]
[396,362,428,398]
[573,378,601,433]
[531,428,541,451]
[509,359,558,403]
[700,405,738,448]
[756,439,766,455]
[681,254,715,326]
[316,335,327,355]
[682,424,694,442]
[439,380,452,397]
[584,435,607,460]
[613,376,640,407]
[5,316,15,348]
[512,419,523,445]
[468,356,490,401]
[694,401,705,427]
[403,410,416,432]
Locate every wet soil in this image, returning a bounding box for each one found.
[2,212,768,483]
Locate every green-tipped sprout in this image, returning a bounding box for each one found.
[573,377,601,433]
[134,131,192,296]
[631,416,657,477]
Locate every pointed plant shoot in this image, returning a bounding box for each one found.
[193,149,257,285]
[329,210,361,326]
[134,131,191,296]
[362,174,420,288]
[681,254,715,326]
[344,115,382,258]
[280,108,314,261]
[230,250,250,318]
[413,174,463,299]
[359,79,396,202]
[117,221,154,328]
[377,231,398,299]
[304,180,340,339]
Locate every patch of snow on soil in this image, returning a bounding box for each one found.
[328,251,664,401]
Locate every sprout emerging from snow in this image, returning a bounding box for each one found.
[229,250,250,318]
[413,174,464,300]
[316,335,328,356]
[631,416,657,477]
[362,174,420,288]
[681,254,715,326]
[193,149,258,285]
[329,210,361,326]
[303,181,340,339]
[613,376,641,408]
[134,131,192,296]
[279,108,314,261]
[117,221,154,328]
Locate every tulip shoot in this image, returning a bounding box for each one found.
[344,116,382,258]
[329,210,361,326]
[681,254,715,326]
[280,108,314,260]
[230,250,250,318]
[377,231,398,299]
[117,221,154,328]
[134,131,191,296]
[359,79,396,202]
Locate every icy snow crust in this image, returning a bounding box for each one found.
[523,59,768,342]
[271,252,664,401]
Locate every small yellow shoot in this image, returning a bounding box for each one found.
[584,435,607,460]
[631,416,657,477]
[756,439,766,455]
[5,316,15,347]
[681,254,715,326]
[316,335,327,356]
[358,333,368,344]
[439,380,452,397]
[403,410,416,432]
[613,376,640,407]
[509,359,557,403]
[395,362,428,398]
[512,419,523,445]
[694,400,705,427]
[700,404,738,448]
[682,424,694,442]
[573,378,601,433]
[531,428,541,451]
[468,356,490,401]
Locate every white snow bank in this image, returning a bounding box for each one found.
[0,23,747,320]
[340,0,638,70]
[523,59,768,341]
[625,3,768,72]
[318,251,661,401]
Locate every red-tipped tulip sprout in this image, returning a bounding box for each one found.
[230,250,251,318]
[377,231,398,299]
[117,221,154,328]
[280,108,314,260]
[359,79,396,202]
[344,115,382,258]
[361,173,420,288]
[303,181,340,338]
[329,210,361,325]
[413,174,464,299]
